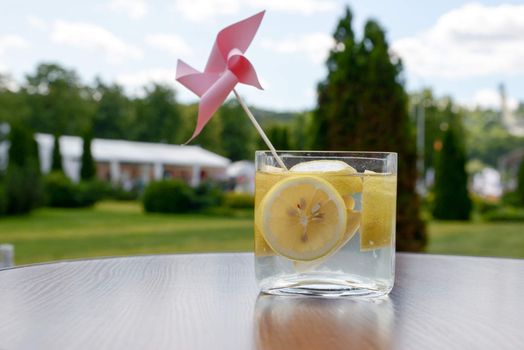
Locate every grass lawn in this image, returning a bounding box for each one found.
[0,201,254,265]
[427,221,524,259]
[0,201,523,265]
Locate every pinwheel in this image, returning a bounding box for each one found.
[175,11,286,169]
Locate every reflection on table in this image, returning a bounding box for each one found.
[254,294,394,350]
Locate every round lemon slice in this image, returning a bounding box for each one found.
[259,175,347,261]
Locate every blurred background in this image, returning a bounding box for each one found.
[1,0,523,266]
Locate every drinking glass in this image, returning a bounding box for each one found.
[254,151,397,297]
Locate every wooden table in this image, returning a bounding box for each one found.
[0,253,523,349]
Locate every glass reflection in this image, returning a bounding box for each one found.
[254,294,394,350]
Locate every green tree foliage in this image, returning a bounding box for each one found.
[516,157,524,206]
[24,63,94,135]
[182,103,224,153]
[51,134,63,172]
[311,7,426,251]
[219,101,255,161]
[463,108,524,167]
[265,125,292,150]
[93,80,134,140]
[433,122,472,220]
[292,112,311,150]
[80,131,96,181]
[5,122,43,215]
[134,84,182,143]
[0,75,30,124]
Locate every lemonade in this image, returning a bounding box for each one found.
[254,152,397,297]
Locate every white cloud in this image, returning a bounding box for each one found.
[250,0,337,15]
[109,0,148,19]
[116,68,178,92]
[174,0,337,21]
[469,88,518,111]
[51,20,143,63]
[0,35,29,54]
[26,15,48,31]
[261,33,334,64]
[174,0,241,22]
[145,34,192,57]
[392,3,524,79]
[0,35,29,72]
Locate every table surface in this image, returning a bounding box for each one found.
[0,253,523,350]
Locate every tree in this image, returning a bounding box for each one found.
[219,101,255,161]
[311,7,426,251]
[515,156,524,205]
[263,125,292,150]
[181,103,224,154]
[80,131,96,181]
[0,75,30,125]
[5,122,43,214]
[134,84,182,143]
[24,63,95,135]
[433,122,472,220]
[51,134,63,172]
[93,80,134,139]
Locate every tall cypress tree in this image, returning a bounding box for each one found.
[517,157,524,206]
[311,7,426,251]
[51,134,63,172]
[5,122,43,214]
[80,131,96,181]
[433,123,472,220]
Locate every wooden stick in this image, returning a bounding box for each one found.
[233,89,287,170]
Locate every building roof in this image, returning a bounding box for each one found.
[36,134,230,169]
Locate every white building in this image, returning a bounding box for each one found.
[226,160,255,193]
[35,134,230,188]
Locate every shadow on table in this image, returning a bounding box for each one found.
[254,294,394,350]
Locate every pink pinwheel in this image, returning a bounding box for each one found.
[176,11,265,142]
[176,11,287,169]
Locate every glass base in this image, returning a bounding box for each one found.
[259,273,393,298]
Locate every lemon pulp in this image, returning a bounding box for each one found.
[258,175,347,261]
[361,173,397,251]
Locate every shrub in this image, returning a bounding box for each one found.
[194,182,224,209]
[44,172,100,208]
[484,206,524,222]
[471,195,500,214]
[501,191,521,207]
[108,187,140,201]
[0,183,7,216]
[143,180,195,213]
[223,192,254,209]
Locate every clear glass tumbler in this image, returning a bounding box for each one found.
[254,151,397,297]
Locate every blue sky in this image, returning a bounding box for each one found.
[1,0,523,111]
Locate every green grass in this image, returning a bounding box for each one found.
[1,201,523,265]
[0,201,254,265]
[427,221,524,259]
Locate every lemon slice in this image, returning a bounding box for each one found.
[361,172,397,251]
[293,209,361,271]
[290,160,354,173]
[290,160,363,195]
[254,167,289,256]
[259,175,347,261]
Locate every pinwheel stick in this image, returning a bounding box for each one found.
[233,89,287,170]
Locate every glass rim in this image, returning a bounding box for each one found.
[255,150,397,156]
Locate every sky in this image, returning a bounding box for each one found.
[1,0,523,111]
